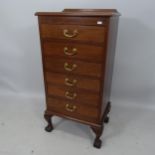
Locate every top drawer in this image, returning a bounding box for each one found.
[39,16,108,26]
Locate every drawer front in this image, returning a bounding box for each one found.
[47,97,99,122]
[40,24,106,43]
[47,84,100,106]
[39,16,108,26]
[44,57,102,78]
[45,72,100,92]
[43,41,104,62]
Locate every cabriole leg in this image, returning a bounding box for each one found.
[104,102,111,124]
[91,125,104,148]
[44,114,53,132]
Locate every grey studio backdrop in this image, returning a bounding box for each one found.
[0,0,155,109]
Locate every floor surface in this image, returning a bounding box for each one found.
[0,95,155,155]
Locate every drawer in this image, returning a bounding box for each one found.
[47,84,100,106]
[40,24,106,43]
[43,41,104,62]
[39,16,108,26]
[44,57,102,78]
[45,72,100,92]
[47,97,99,122]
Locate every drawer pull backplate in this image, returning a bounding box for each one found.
[65,104,77,112]
[65,91,77,100]
[63,29,78,38]
[65,78,77,87]
[64,62,77,72]
[64,47,77,56]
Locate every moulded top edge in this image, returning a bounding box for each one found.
[35,9,121,17]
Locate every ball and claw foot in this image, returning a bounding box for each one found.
[94,139,102,148]
[45,125,53,132]
[104,116,110,123]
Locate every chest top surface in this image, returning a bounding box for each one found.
[35,9,120,17]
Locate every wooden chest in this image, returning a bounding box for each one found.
[35,9,120,148]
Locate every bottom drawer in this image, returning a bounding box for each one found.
[47,97,99,122]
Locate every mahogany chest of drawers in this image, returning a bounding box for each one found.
[35,9,120,148]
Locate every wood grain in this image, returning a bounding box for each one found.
[43,41,104,62]
[36,9,120,148]
[40,24,106,43]
[47,97,99,122]
[44,57,102,78]
[47,84,100,106]
[39,16,108,26]
[45,72,101,92]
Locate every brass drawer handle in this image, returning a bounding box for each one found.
[64,62,77,72]
[65,104,77,112]
[64,47,77,56]
[65,78,77,87]
[63,29,78,38]
[65,91,77,100]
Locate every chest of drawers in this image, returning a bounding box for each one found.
[35,9,120,148]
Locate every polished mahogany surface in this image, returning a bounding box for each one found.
[35,9,120,148]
